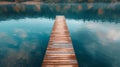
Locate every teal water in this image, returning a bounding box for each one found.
[67,20,120,67]
[0,3,120,67]
[0,18,120,67]
[0,18,54,67]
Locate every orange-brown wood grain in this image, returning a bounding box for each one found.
[42,16,78,67]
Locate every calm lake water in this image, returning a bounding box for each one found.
[0,3,120,67]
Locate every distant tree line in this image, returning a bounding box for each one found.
[0,0,120,3]
[0,3,120,23]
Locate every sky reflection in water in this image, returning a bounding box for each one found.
[0,18,54,67]
[0,18,120,67]
[67,19,120,67]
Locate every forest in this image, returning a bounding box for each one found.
[0,0,120,3]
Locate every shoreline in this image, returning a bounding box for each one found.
[0,1,42,5]
[0,1,120,5]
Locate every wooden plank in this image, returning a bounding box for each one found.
[42,65,78,67]
[42,16,78,67]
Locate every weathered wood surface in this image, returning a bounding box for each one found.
[42,16,78,67]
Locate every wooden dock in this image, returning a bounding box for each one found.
[42,16,78,67]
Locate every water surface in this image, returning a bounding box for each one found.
[0,18,54,67]
[0,3,120,67]
[67,20,120,67]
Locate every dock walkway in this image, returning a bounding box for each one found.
[42,16,78,67]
